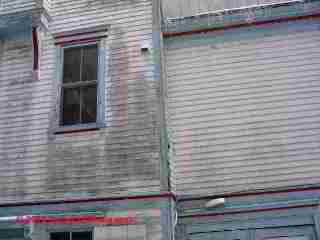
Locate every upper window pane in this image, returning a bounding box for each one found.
[82,45,98,82]
[63,47,81,83]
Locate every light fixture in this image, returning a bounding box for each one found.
[205,198,225,208]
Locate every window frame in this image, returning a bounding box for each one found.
[49,229,94,240]
[54,39,105,134]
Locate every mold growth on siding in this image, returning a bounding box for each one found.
[46,139,104,198]
[0,30,35,201]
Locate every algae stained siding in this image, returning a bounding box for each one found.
[0,0,161,203]
[165,19,320,196]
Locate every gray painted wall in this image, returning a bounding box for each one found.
[165,19,320,197]
[0,0,161,203]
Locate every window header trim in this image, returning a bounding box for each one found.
[53,24,109,45]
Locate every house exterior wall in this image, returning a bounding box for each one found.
[0,1,173,240]
[162,1,320,240]
[0,196,170,240]
[164,4,320,197]
[0,0,162,204]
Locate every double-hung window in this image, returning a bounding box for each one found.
[61,43,98,126]
[54,27,107,133]
[51,231,92,240]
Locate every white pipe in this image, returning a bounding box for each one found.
[0,215,33,222]
[0,216,18,222]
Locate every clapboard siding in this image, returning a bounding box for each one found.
[165,19,320,196]
[0,0,161,203]
[0,0,36,15]
[162,0,288,18]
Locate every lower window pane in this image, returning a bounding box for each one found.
[72,232,92,240]
[81,85,97,124]
[62,88,80,125]
[50,232,70,240]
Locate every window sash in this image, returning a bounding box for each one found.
[54,39,105,133]
[60,42,99,127]
[61,84,97,125]
[62,80,97,88]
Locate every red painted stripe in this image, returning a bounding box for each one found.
[16,215,137,225]
[163,13,320,38]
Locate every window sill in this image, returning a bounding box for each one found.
[54,123,104,135]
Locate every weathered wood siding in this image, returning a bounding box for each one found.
[0,0,161,203]
[162,0,289,18]
[0,0,36,15]
[165,19,320,196]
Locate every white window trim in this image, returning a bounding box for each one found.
[53,39,106,134]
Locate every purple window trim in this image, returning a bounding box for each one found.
[54,35,107,46]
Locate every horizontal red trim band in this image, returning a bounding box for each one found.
[0,192,175,208]
[180,203,319,219]
[16,215,137,225]
[163,13,320,38]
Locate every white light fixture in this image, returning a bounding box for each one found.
[205,198,225,208]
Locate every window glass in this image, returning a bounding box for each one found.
[50,232,70,240]
[82,85,97,123]
[82,45,98,82]
[62,87,80,125]
[50,232,92,240]
[72,232,92,240]
[60,43,98,126]
[63,47,81,83]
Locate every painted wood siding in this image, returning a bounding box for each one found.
[0,0,161,203]
[165,19,320,196]
[0,0,37,15]
[162,0,288,18]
